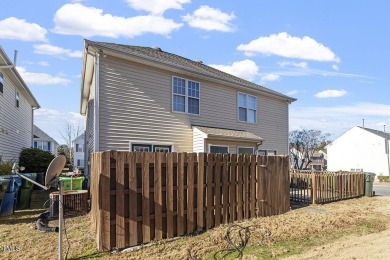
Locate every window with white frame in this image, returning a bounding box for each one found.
[209,145,229,154]
[172,76,200,114]
[238,93,256,123]
[257,150,277,156]
[34,141,51,152]
[0,72,4,94]
[16,91,20,108]
[131,143,172,152]
[237,147,254,154]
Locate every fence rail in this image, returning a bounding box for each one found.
[90,151,290,250]
[290,170,365,204]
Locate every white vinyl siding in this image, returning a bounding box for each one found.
[96,55,289,154]
[172,76,199,114]
[0,72,34,161]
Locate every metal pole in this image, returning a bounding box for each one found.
[58,181,63,260]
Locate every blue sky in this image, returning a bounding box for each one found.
[1,0,389,144]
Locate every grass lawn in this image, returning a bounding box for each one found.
[1,196,390,259]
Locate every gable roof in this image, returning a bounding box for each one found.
[81,40,296,114]
[358,126,390,139]
[33,125,59,145]
[0,46,40,108]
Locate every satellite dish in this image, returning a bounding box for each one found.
[45,155,66,187]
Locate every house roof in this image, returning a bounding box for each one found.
[0,46,40,108]
[194,126,263,142]
[358,126,390,139]
[33,125,59,145]
[81,40,296,114]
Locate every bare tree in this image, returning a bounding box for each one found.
[58,121,82,167]
[289,129,330,170]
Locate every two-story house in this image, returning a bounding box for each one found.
[72,132,85,171]
[0,46,40,161]
[33,125,59,156]
[80,40,296,181]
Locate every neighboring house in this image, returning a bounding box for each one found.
[80,40,296,181]
[327,126,390,176]
[307,150,327,171]
[33,125,58,156]
[0,46,40,161]
[72,132,85,171]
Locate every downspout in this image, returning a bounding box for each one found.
[94,52,100,152]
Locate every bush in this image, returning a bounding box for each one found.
[19,148,55,173]
[0,155,14,175]
[377,175,389,182]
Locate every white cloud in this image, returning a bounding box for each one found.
[290,102,390,138]
[315,89,347,98]
[38,61,50,66]
[0,17,47,42]
[261,73,280,82]
[35,108,84,144]
[182,5,235,32]
[332,64,339,70]
[126,0,190,15]
[16,67,71,85]
[285,90,298,96]
[34,44,82,58]
[210,59,259,81]
[278,61,308,68]
[237,32,340,62]
[53,3,182,38]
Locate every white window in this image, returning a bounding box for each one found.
[34,141,51,152]
[238,147,254,154]
[238,93,256,123]
[257,150,277,156]
[131,143,172,152]
[209,145,229,154]
[172,76,200,114]
[0,72,3,94]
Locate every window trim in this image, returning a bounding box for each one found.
[237,146,255,155]
[257,150,277,156]
[172,76,200,115]
[129,141,174,152]
[0,72,4,94]
[208,144,229,154]
[16,91,20,108]
[237,92,257,123]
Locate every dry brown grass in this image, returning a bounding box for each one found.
[1,196,390,259]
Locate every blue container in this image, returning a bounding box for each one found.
[0,191,16,217]
[0,175,22,210]
[0,179,10,212]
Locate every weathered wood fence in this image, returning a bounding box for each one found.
[290,170,365,204]
[90,151,290,250]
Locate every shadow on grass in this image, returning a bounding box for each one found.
[69,251,108,259]
[0,209,46,225]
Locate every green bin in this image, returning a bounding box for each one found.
[59,176,85,190]
[365,172,376,197]
[17,173,37,210]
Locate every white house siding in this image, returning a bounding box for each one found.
[0,74,33,161]
[97,55,289,154]
[192,127,206,153]
[327,126,390,176]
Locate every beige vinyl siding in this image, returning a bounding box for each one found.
[97,55,289,154]
[0,73,33,161]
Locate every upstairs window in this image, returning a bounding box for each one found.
[16,91,20,108]
[0,72,3,94]
[238,93,256,123]
[172,76,200,114]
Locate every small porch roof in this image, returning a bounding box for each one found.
[193,126,263,143]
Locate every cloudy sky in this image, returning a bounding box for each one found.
[1,0,389,143]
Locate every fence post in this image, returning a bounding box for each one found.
[312,171,317,204]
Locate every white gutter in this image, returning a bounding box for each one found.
[94,52,100,152]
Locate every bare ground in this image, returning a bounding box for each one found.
[1,196,390,259]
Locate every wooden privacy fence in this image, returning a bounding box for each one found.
[290,170,365,204]
[90,151,290,250]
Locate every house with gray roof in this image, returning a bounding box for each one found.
[327,126,390,177]
[80,40,296,181]
[0,46,40,162]
[33,125,58,156]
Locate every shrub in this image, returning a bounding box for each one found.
[0,155,14,175]
[19,148,55,173]
[377,175,389,182]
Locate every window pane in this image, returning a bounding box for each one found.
[238,147,254,154]
[132,144,152,152]
[173,77,185,95]
[239,107,247,121]
[257,150,266,155]
[188,98,199,114]
[248,96,256,109]
[267,150,277,155]
[173,95,185,112]
[248,109,256,123]
[210,146,228,154]
[188,81,199,98]
[238,93,246,107]
[154,145,172,152]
